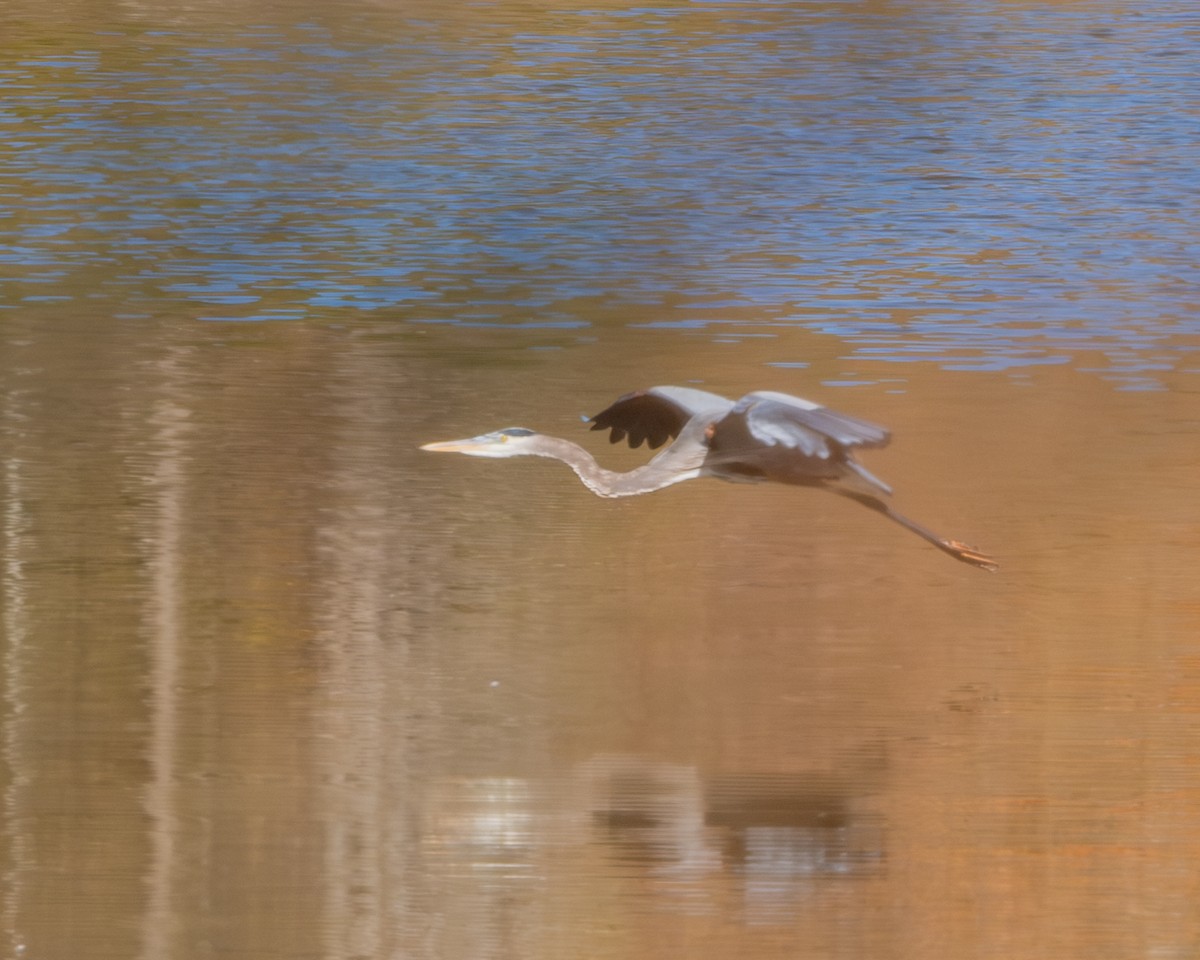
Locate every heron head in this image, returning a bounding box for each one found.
[419,427,541,458]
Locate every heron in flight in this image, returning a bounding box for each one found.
[421,386,997,570]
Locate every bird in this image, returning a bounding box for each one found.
[420,386,997,570]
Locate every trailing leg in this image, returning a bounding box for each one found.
[835,490,998,571]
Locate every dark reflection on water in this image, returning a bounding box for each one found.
[3,1,1200,959]
[425,756,886,934]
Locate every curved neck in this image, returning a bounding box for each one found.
[524,436,698,498]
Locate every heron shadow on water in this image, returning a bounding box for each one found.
[421,386,997,571]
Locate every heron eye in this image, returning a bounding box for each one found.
[499,434,508,442]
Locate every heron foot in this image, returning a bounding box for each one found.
[943,540,999,572]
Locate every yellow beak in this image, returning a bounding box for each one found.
[420,439,476,453]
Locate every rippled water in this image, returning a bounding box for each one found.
[2,2,1200,958]
[5,1,1197,382]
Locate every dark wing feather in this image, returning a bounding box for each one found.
[711,391,891,460]
[588,386,732,449]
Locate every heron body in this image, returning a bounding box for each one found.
[421,386,997,570]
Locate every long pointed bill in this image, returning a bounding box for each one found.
[420,438,488,453]
[419,434,523,458]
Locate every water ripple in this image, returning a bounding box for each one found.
[1,3,1197,384]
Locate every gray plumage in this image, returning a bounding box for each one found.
[422,386,996,570]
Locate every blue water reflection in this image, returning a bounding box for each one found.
[2,3,1197,385]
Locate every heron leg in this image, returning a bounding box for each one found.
[834,490,998,571]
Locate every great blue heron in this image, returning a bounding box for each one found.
[421,386,997,570]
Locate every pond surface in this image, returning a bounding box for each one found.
[2,1,1200,958]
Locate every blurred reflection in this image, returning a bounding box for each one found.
[2,391,32,960]
[426,778,545,871]
[705,774,885,925]
[579,755,718,877]
[422,753,885,926]
[139,368,192,960]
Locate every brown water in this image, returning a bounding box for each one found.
[3,2,1200,958]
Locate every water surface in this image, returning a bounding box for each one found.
[2,2,1200,958]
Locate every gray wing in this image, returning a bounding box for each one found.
[709,391,891,460]
[588,385,733,449]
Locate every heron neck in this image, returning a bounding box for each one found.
[526,436,687,498]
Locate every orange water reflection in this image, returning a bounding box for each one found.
[4,314,1199,958]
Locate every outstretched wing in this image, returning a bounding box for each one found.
[588,385,733,449]
[709,391,891,460]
